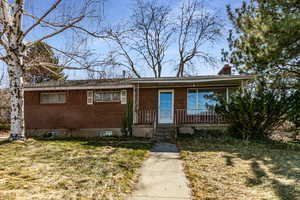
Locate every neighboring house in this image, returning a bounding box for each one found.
[24,67,254,138]
[0,89,10,123]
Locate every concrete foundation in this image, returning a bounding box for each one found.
[26,124,229,138]
[26,128,123,138]
[178,124,229,134]
[132,125,153,138]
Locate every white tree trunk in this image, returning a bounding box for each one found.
[8,58,26,141]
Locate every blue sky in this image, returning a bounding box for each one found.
[0,0,246,86]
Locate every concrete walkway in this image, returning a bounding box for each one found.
[128,143,191,200]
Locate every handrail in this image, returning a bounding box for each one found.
[135,109,226,125]
[175,109,226,124]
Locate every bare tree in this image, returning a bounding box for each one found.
[0,0,105,140]
[132,0,174,77]
[104,28,142,78]
[176,0,222,77]
[104,0,174,78]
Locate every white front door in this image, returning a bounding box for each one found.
[158,90,174,124]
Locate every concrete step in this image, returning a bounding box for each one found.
[151,137,174,143]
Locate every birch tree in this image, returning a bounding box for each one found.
[0,0,104,140]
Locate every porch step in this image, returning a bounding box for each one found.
[153,125,177,142]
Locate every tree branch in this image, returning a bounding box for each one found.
[23,0,62,38]
[26,15,84,48]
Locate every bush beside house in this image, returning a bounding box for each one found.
[215,81,299,140]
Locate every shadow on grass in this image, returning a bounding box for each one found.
[178,135,300,200]
[223,155,235,166]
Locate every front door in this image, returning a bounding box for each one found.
[158,90,174,124]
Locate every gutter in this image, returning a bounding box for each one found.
[24,84,133,91]
[130,76,254,84]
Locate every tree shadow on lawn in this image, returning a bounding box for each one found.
[178,136,300,200]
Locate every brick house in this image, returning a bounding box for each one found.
[24,73,254,138]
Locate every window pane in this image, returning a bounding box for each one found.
[187,89,197,115]
[112,92,120,101]
[199,91,216,112]
[94,93,102,102]
[40,93,65,104]
[199,89,226,112]
[102,93,111,101]
[94,92,120,102]
[187,88,226,114]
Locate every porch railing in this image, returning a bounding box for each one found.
[136,109,156,124]
[174,109,226,125]
[135,109,226,125]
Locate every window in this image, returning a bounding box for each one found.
[94,91,120,102]
[40,93,66,104]
[187,88,226,115]
[97,131,113,137]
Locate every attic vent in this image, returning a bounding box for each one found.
[97,131,113,137]
[87,91,93,105]
[121,90,127,104]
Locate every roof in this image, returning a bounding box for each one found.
[24,75,255,91]
[25,78,131,88]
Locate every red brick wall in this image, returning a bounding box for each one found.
[138,87,187,110]
[24,89,133,129]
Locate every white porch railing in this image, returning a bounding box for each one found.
[135,109,226,125]
[174,109,226,125]
[136,109,156,124]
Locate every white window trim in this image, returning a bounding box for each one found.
[94,91,121,103]
[40,92,66,104]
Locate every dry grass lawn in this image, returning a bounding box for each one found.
[178,136,300,200]
[0,138,152,200]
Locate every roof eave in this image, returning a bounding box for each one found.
[130,75,255,84]
[24,84,133,91]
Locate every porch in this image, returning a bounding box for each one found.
[130,76,251,138]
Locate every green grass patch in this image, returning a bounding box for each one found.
[178,135,300,200]
[0,138,152,200]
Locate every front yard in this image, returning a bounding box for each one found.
[0,138,152,200]
[178,135,300,200]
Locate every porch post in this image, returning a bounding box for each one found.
[132,83,140,124]
[226,88,229,103]
[133,84,136,124]
[241,80,245,95]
